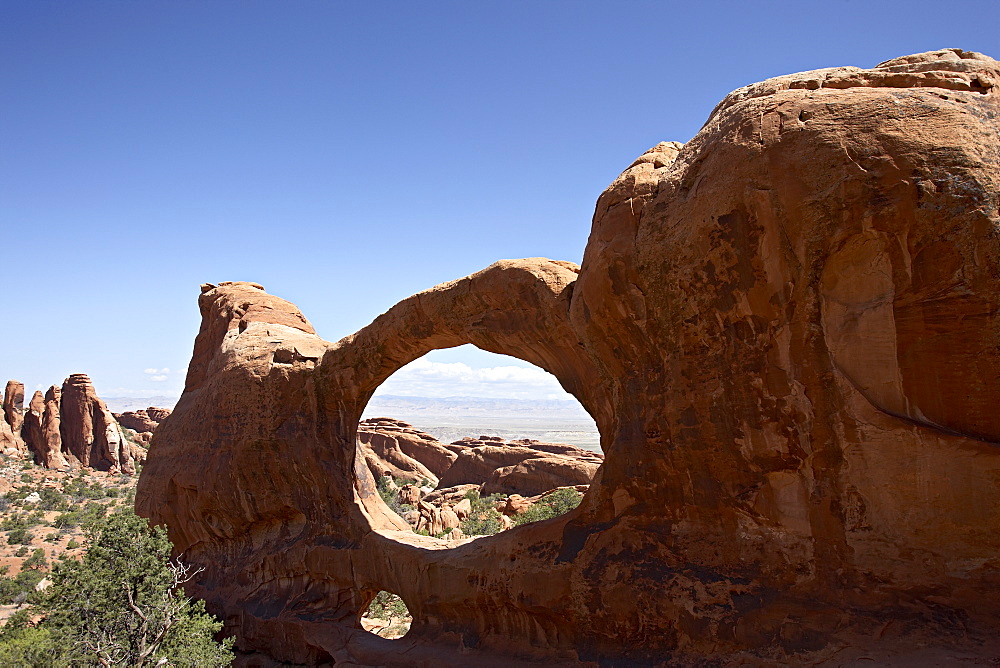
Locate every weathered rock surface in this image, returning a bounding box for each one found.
[137,50,1000,665]
[361,418,459,479]
[39,386,68,470]
[437,438,602,497]
[358,419,445,486]
[0,381,26,455]
[60,374,135,475]
[114,408,167,434]
[359,418,602,495]
[16,377,140,473]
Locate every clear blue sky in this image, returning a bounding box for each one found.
[2,0,997,401]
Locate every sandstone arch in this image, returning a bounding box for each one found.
[138,49,1000,665]
[138,259,613,665]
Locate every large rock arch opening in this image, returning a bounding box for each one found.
[137,260,618,665]
[357,347,603,543]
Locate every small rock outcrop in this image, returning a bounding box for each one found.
[359,418,602,495]
[114,407,171,447]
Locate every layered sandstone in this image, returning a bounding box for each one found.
[137,50,1000,665]
[0,381,26,455]
[358,419,447,486]
[15,377,139,473]
[438,437,601,496]
[114,407,171,447]
[59,374,136,475]
[359,418,602,495]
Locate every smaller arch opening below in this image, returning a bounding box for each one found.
[360,347,601,539]
[360,590,412,639]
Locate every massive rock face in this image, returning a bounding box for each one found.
[137,49,1000,664]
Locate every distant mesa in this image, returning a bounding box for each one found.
[2,374,149,475]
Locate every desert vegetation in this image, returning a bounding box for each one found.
[0,459,233,666]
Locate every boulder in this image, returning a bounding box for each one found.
[439,507,460,531]
[397,484,421,506]
[452,497,472,520]
[499,494,531,516]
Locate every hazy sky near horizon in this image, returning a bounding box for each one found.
[3,1,997,402]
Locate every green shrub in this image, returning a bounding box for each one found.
[37,488,67,511]
[34,507,234,665]
[0,568,45,605]
[8,528,33,545]
[458,490,507,536]
[1,513,27,532]
[363,590,411,638]
[53,501,107,531]
[376,476,414,517]
[513,488,583,526]
[66,539,80,550]
[21,548,46,571]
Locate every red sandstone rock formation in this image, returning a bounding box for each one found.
[437,438,601,496]
[145,407,171,423]
[18,377,139,473]
[0,381,26,455]
[21,391,45,462]
[358,420,444,485]
[137,50,1000,665]
[40,386,69,469]
[114,410,159,434]
[360,418,459,479]
[60,374,135,475]
[114,407,171,449]
[359,418,601,495]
